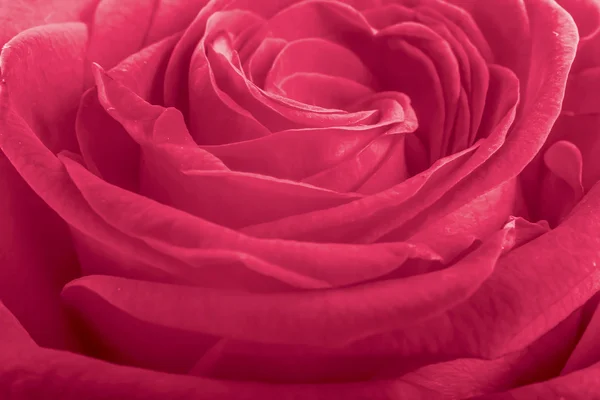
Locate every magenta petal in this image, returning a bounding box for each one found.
[62,226,510,348]
[276,73,374,109]
[0,23,89,154]
[469,362,600,400]
[403,179,518,260]
[543,140,584,198]
[556,0,600,40]
[302,134,408,193]
[264,0,373,42]
[76,34,180,192]
[561,295,600,375]
[92,64,363,228]
[87,0,207,69]
[0,0,96,47]
[382,182,600,362]
[562,67,600,115]
[0,156,81,350]
[265,38,375,89]
[246,37,287,88]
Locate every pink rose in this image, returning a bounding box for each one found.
[1,0,599,398]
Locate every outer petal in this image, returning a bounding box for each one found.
[355,181,600,364]
[0,23,89,153]
[87,0,208,69]
[0,0,97,47]
[0,157,81,350]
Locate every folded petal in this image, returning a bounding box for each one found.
[276,73,374,110]
[76,33,180,192]
[265,38,375,89]
[62,225,511,349]
[362,181,600,363]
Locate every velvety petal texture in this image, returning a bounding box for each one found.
[1,0,599,399]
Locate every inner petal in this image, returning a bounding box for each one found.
[245,37,288,88]
[277,73,374,110]
[265,38,375,90]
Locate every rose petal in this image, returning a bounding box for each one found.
[0,93,328,292]
[0,23,88,154]
[469,362,600,399]
[245,37,287,88]
[188,11,273,144]
[561,293,600,375]
[265,38,375,90]
[562,67,600,115]
[276,73,374,109]
[356,135,411,194]
[402,179,518,260]
[59,154,441,288]
[393,299,585,398]
[448,0,530,83]
[202,90,417,181]
[0,156,81,350]
[193,12,377,135]
[556,0,600,40]
[263,0,374,42]
[91,64,363,228]
[377,21,461,162]
[302,134,409,193]
[0,0,96,47]
[240,65,518,242]
[86,0,207,69]
[62,225,511,349]
[76,34,180,192]
[543,140,584,197]
[363,181,600,363]
[163,0,228,115]
[361,0,577,242]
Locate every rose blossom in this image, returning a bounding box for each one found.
[1,0,599,398]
